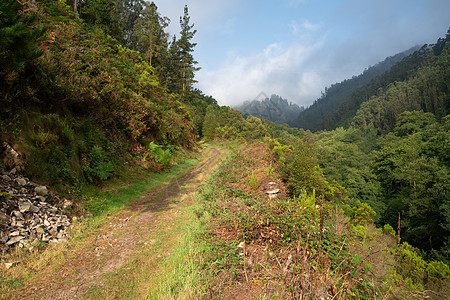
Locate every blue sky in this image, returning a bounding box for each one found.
[155,0,450,107]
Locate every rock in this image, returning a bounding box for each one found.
[34,186,48,196]
[0,168,73,251]
[4,261,20,269]
[48,228,58,237]
[15,178,27,186]
[29,205,39,213]
[6,236,24,245]
[0,212,10,225]
[265,182,281,199]
[63,199,73,209]
[0,232,9,243]
[1,174,11,181]
[35,226,45,235]
[19,202,31,213]
[2,142,24,172]
[266,188,280,194]
[12,211,24,220]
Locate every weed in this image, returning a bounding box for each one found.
[83,145,114,183]
[249,170,260,190]
[147,141,173,167]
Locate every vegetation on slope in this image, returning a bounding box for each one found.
[292,46,420,131]
[1,1,449,298]
[0,0,212,189]
[195,141,449,298]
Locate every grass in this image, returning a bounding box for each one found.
[0,146,214,298]
[82,198,208,299]
[75,145,226,299]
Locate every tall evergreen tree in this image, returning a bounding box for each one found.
[173,5,199,97]
[0,0,46,82]
[132,2,169,68]
[112,0,145,47]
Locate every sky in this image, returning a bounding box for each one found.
[155,0,450,107]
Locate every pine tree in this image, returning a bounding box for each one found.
[112,0,145,48]
[175,5,200,97]
[132,1,169,68]
[0,0,46,82]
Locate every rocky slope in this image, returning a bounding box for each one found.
[0,168,72,252]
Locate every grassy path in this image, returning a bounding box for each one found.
[3,145,227,299]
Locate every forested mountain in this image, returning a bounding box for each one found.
[292,46,420,130]
[234,94,304,125]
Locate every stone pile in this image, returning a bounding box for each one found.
[0,168,73,252]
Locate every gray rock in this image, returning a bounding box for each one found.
[13,211,24,220]
[0,212,10,225]
[6,236,24,245]
[29,205,39,213]
[35,226,45,235]
[63,199,73,209]
[2,142,24,172]
[0,232,9,243]
[1,174,11,181]
[16,178,27,186]
[34,186,48,196]
[1,168,72,250]
[19,202,31,213]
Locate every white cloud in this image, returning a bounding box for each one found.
[290,20,322,36]
[302,20,322,31]
[287,0,308,8]
[196,41,325,106]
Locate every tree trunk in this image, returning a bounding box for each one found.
[74,0,77,12]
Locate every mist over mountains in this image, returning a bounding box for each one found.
[234,94,304,125]
[234,45,421,129]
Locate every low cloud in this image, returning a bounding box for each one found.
[196,41,326,106]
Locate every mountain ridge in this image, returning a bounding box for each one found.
[292,45,421,130]
[234,94,304,125]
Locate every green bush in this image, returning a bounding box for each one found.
[83,146,114,183]
[148,142,173,167]
[426,261,450,281]
[351,201,376,225]
[382,223,396,236]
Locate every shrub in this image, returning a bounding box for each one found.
[83,146,114,183]
[426,261,450,281]
[351,201,376,225]
[148,142,173,167]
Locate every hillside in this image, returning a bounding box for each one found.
[292,46,420,131]
[1,1,449,299]
[0,0,207,187]
[234,94,304,125]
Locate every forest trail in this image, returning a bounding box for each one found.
[8,145,226,299]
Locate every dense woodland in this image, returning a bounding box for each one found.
[1,0,449,298]
[291,46,420,131]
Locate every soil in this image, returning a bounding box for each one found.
[6,146,225,300]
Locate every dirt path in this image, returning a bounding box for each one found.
[9,145,225,299]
